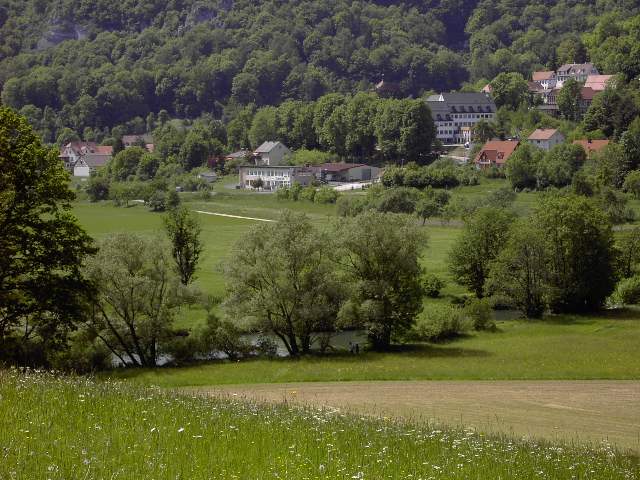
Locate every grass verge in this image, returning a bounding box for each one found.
[1,370,637,479]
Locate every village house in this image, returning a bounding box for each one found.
[573,139,610,156]
[73,145,113,177]
[474,140,519,169]
[122,134,155,152]
[556,63,599,87]
[238,165,314,190]
[426,92,496,145]
[311,163,380,183]
[532,71,557,90]
[59,142,113,176]
[527,128,565,151]
[252,141,291,166]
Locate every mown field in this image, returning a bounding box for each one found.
[1,371,638,480]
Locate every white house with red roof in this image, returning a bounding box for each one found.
[527,128,565,151]
[474,140,520,168]
[532,71,557,90]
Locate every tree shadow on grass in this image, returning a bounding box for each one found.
[541,307,640,325]
[373,343,492,359]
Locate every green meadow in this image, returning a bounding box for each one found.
[109,311,640,386]
[1,371,637,480]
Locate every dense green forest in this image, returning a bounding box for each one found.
[1,0,639,144]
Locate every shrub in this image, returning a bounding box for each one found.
[336,196,368,217]
[423,273,445,298]
[198,313,251,361]
[463,298,495,330]
[408,305,471,342]
[147,190,167,211]
[86,175,110,201]
[623,170,640,198]
[314,186,339,204]
[162,333,200,365]
[300,185,317,202]
[611,275,640,305]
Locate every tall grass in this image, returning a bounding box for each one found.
[1,370,637,479]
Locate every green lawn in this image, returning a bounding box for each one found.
[109,311,640,387]
[2,371,637,479]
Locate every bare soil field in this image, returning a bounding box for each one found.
[198,380,640,453]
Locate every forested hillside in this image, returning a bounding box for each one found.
[0,0,639,143]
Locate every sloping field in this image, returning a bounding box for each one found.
[201,380,640,453]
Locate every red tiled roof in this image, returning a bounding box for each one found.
[528,129,560,141]
[580,87,597,101]
[573,139,610,154]
[584,75,614,92]
[532,71,555,81]
[94,145,113,155]
[474,140,520,166]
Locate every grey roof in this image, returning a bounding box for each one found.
[227,149,250,159]
[81,153,111,168]
[254,141,282,153]
[426,92,496,115]
[557,63,597,74]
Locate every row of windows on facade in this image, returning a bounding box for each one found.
[246,170,290,177]
[436,113,494,121]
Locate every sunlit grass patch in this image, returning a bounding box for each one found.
[1,370,638,479]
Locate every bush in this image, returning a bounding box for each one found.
[49,331,111,373]
[314,186,339,204]
[300,185,317,202]
[408,305,471,342]
[611,275,640,305]
[162,333,200,366]
[147,190,167,211]
[86,175,110,201]
[623,170,640,199]
[463,298,495,330]
[423,273,445,298]
[336,196,368,217]
[198,313,251,361]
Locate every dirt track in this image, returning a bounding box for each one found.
[198,380,640,453]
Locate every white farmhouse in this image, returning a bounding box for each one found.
[252,141,291,166]
[527,129,565,151]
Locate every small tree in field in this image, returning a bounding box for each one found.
[534,194,616,313]
[336,211,425,350]
[449,207,515,298]
[164,207,203,285]
[83,234,189,367]
[486,220,548,318]
[223,211,343,356]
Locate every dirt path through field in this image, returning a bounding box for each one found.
[197,380,640,453]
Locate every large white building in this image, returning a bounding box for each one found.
[239,165,313,190]
[426,93,496,145]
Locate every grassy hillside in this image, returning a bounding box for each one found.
[1,370,637,479]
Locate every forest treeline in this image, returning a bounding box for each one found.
[1,0,640,143]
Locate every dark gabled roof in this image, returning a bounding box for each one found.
[316,163,366,172]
